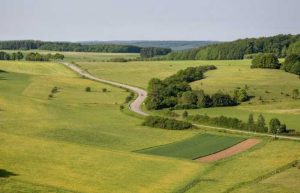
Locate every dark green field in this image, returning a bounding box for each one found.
[137,134,246,159]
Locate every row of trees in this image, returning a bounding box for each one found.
[174,89,247,110]
[140,47,172,58]
[0,51,64,61]
[0,51,23,60]
[143,116,193,130]
[0,40,142,53]
[25,52,64,61]
[188,113,288,134]
[166,34,300,60]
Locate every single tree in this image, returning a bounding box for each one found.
[257,114,266,131]
[247,114,254,131]
[269,118,281,136]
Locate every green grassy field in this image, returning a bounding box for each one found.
[186,140,300,193]
[137,134,245,159]
[0,60,205,193]
[231,165,300,193]
[1,58,299,193]
[78,60,300,131]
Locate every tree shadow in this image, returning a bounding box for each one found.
[0,169,18,178]
[0,69,7,73]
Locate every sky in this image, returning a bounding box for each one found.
[1,0,300,41]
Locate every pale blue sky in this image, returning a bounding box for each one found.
[1,0,299,41]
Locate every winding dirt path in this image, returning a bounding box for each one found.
[61,62,148,116]
[196,139,261,162]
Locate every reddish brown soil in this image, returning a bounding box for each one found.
[197,139,261,162]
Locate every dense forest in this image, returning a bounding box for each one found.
[0,40,142,53]
[81,40,219,51]
[166,34,300,60]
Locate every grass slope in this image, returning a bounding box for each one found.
[231,166,300,193]
[0,61,204,193]
[137,134,245,159]
[78,60,300,131]
[186,140,300,193]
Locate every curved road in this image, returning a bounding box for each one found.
[61,62,148,116]
[62,62,300,141]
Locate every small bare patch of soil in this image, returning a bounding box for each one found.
[196,139,261,162]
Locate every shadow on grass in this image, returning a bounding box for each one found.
[0,169,18,178]
[0,69,7,73]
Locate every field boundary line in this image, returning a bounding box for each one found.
[223,160,299,193]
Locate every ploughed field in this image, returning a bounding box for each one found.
[78,59,300,132]
[0,57,299,193]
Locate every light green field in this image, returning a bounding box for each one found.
[0,61,205,193]
[1,50,139,62]
[137,134,245,159]
[231,165,300,193]
[78,60,300,131]
[186,140,300,193]
[1,58,299,193]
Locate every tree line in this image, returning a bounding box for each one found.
[143,116,193,130]
[188,113,290,135]
[0,41,172,58]
[25,52,64,61]
[0,51,23,60]
[145,65,250,110]
[166,34,300,60]
[0,40,142,53]
[0,51,64,61]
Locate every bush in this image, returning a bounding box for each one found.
[125,92,134,103]
[102,88,107,92]
[251,54,281,69]
[85,87,91,92]
[182,111,188,118]
[143,116,193,130]
[211,92,237,107]
[109,57,129,62]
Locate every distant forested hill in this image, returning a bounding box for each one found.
[80,41,218,51]
[0,40,142,53]
[166,34,300,60]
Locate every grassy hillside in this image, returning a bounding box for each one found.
[0,61,206,193]
[79,59,300,131]
[1,58,299,193]
[186,140,300,193]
